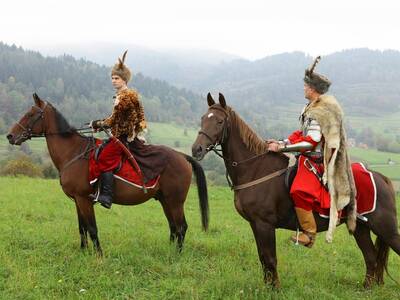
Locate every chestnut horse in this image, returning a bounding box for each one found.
[7,94,209,255]
[192,93,399,288]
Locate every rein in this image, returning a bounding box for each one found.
[16,101,97,174]
[15,102,93,139]
[199,106,287,190]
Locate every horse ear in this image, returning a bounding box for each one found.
[207,92,215,106]
[219,93,226,108]
[33,93,43,107]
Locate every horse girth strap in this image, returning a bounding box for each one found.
[232,168,287,191]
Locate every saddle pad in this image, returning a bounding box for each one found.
[88,139,159,189]
[318,162,377,217]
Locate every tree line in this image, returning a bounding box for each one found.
[0,43,205,133]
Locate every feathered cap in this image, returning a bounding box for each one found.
[304,56,331,94]
[111,50,131,83]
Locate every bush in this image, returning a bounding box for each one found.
[1,155,43,177]
[42,163,58,179]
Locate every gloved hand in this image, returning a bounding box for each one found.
[89,120,104,131]
[265,139,278,144]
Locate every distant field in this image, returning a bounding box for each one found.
[348,111,400,139]
[350,147,400,165]
[0,122,199,157]
[349,148,400,183]
[0,177,399,299]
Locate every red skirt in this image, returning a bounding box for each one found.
[290,155,330,211]
[95,139,124,173]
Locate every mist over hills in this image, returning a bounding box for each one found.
[34,43,400,117]
[33,42,240,89]
[1,42,399,147]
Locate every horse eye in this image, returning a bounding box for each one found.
[218,120,223,125]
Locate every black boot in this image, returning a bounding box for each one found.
[97,172,114,209]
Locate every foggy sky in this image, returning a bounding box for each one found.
[1,0,399,60]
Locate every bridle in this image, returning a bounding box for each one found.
[198,105,230,153]
[198,106,269,167]
[15,102,49,141]
[197,105,286,190]
[14,102,93,141]
[13,101,96,174]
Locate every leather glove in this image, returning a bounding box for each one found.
[89,120,104,130]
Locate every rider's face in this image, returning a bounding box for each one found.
[304,83,314,100]
[111,75,126,90]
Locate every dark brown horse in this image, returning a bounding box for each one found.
[7,94,209,255]
[192,93,399,288]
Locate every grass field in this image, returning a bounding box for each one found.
[348,111,400,139]
[0,177,399,299]
[350,148,400,165]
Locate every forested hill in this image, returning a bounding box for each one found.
[40,44,400,118]
[0,43,204,133]
[187,49,400,115]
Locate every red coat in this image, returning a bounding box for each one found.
[287,130,330,212]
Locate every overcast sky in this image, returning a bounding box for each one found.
[1,0,399,60]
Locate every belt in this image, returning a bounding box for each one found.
[303,152,323,163]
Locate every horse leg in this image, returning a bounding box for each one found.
[171,204,188,252]
[162,197,188,252]
[250,220,280,288]
[369,214,400,285]
[75,202,88,249]
[159,195,178,243]
[75,196,102,256]
[353,223,378,288]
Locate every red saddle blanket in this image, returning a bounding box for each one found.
[317,162,377,218]
[88,139,159,189]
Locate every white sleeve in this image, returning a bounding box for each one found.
[306,119,322,143]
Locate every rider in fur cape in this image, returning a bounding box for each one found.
[268,56,356,245]
[302,91,357,242]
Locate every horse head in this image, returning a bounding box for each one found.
[192,92,229,160]
[7,93,48,145]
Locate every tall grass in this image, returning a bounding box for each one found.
[0,177,399,299]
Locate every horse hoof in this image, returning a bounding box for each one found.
[363,276,375,289]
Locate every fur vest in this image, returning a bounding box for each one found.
[303,95,356,242]
[104,88,147,141]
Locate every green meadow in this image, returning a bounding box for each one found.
[0,177,399,299]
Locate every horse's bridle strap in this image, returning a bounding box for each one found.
[232,168,287,191]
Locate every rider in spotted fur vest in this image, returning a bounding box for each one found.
[90,51,147,209]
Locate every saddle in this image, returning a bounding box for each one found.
[88,138,171,188]
[285,157,377,218]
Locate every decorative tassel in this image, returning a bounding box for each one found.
[308,56,321,75]
[118,50,128,67]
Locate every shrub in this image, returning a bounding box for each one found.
[1,155,43,177]
[42,163,58,179]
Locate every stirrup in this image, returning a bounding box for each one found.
[291,231,315,248]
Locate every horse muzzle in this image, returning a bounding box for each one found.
[6,133,25,145]
[192,144,207,161]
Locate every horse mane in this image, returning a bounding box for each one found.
[228,108,269,155]
[226,108,289,165]
[49,103,77,137]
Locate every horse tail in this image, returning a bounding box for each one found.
[185,155,209,231]
[375,236,390,285]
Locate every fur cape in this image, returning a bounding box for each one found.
[303,95,356,242]
[104,88,146,141]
